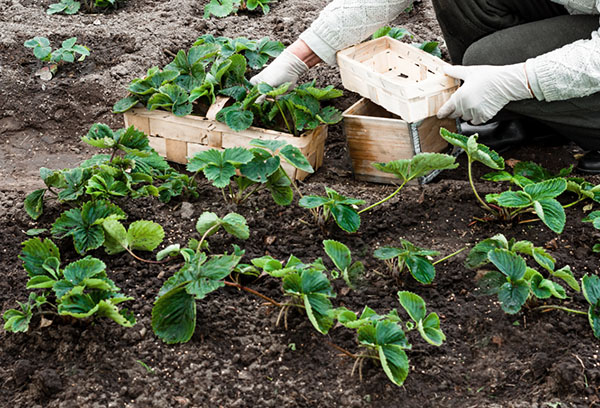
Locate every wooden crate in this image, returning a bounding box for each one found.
[343,98,458,184]
[337,36,460,123]
[123,98,327,181]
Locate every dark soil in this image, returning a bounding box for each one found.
[2,0,600,407]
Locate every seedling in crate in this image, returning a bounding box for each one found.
[194,35,284,70]
[3,238,135,333]
[372,26,442,58]
[204,0,272,19]
[583,211,600,253]
[24,37,89,79]
[216,80,344,135]
[187,139,313,205]
[331,291,445,387]
[467,234,579,315]
[374,240,465,284]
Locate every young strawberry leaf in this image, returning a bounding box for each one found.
[47,0,80,14]
[52,200,127,254]
[102,219,165,255]
[24,37,52,61]
[152,285,197,344]
[374,240,439,284]
[283,269,336,334]
[582,275,600,338]
[323,240,364,288]
[24,189,46,220]
[265,167,293,205]
[195,212,250,240]
[19,237,61,278]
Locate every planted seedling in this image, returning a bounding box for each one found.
[204,0,272,19]
[331,291,445,387]
[24,37,89,79]
[440,128,505,215]
[483,160,572,188]
[372,26,442,58]
[583,211,600,253]
[323,240,364,288]
[187,139,313,205]
[299,187,365,233]
[3,237,135,333]
[24,123,195,220]
[47,0,121,14]
[467,234,579,314]
[152,212,249,343]
[374,240,465,284]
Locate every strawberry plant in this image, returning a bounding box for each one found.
[47,0,121,14]
[372,26,442,58]
[25,36,89,64]
[583,211,600,252]
[467,234,579,314]
[374,240,465,284]
[194,35,284,70]
[483,161,572,187]
[299,153,457,233]
[24,123,196,220]
[332,291,445,387]
[187,139,313,205]
[204,0,272,19]
[323,240,364,288]
[3,237,135,333]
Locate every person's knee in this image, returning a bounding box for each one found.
[462,39,502,66]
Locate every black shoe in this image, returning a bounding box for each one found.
[460,119,567,153]
[460,120,527,153]
[576,151,600,174]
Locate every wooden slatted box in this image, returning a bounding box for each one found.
[123,98,327,181]
[337,36,460,123]
[343,98,458,184]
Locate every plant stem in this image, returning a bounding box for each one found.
[323,339,359,359]
[534,305,587,315]
[563,198,584,209]
[197,224,220,254]
[432,247,467,266]
[223,281,282,308]
[467,158,496,215]
[241,183,263,203]
[125,248,170,264]
[221,188,228,203]
[358,180,407,215]
[275,100,294,136]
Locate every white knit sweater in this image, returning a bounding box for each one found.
[299,0,600,102]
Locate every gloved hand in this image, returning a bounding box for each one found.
[437,63,533,125]
[249,49,309,88]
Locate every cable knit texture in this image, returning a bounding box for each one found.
[301,0,600,102]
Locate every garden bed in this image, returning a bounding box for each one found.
[2,0,600,407]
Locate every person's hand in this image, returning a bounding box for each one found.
[437,63,533,125]
[250,49,309,88]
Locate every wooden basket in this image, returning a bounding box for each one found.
[337,36,460,123]
[123,97,327,181]
[343,98,458,184]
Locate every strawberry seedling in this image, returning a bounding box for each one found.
[372,26,442,58]
[24,37,89,79]
[323,240,364,288]
[204,0,272,19]
[583,211,600,252]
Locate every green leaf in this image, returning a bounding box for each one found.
[479,271,507,295]
[552,266,580,292]
[488,249,526,281]
[222,213,250,240]
[323,240,352,272]
[266,167,293,206]
[62,257,106,285]
[533,199,565,234]
[20,237,61,277]
[279,145,314,173]
[465,234,508,269]
[240,149,280,182]
[498,281,529,314]
[440,129,504,170]
[583,274,600,307]
[196,212,221,237]
[589,305,600,339]
[128,220,165,251]
[494,191,532,208]
[418,312,446,346]
[405,255,436,284]
[330,204,361,233]
[3,308,32,333]
[102,218,128,255]
[152,286,197,344]
[298,195,330,209]
[529,272,553,299]
[24,189,46,220]
[398,291,426,322]
[524,178,567,201]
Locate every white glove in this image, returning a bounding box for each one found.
[250,49,309,88]
[437,63,533,125]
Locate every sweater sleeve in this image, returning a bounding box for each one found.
[299,0,413,65]
[550,0,597,14]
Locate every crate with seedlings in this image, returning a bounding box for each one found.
[337,35,460,184]
[117,35,343,181]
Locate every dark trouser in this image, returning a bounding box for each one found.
[431,0,600,150]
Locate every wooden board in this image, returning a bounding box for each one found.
[123,100,327,181]
[343,98,457,184]
[337,36,460,122]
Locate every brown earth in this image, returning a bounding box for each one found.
[1,0,600,407]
